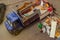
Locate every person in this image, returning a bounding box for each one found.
[47,4,54,16]
[44,2,54,16]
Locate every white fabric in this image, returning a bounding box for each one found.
[50,20,57,38]
[40,0,44,7]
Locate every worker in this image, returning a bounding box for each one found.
[47,4,54,16]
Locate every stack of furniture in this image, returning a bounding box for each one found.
[4,1,50,35]
[17,1,50,26]
[17,2,40,26]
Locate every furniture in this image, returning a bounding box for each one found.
[34,5,49,19]
[17,2,40,26]
[17,2,50,26]
[17,9,40,26]
[22,12,39,26]
[42,16,60,38]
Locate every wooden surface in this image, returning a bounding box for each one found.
[34,5,49,19]
[21,5,49,22]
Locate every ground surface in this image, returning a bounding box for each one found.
[0,0,60,40]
